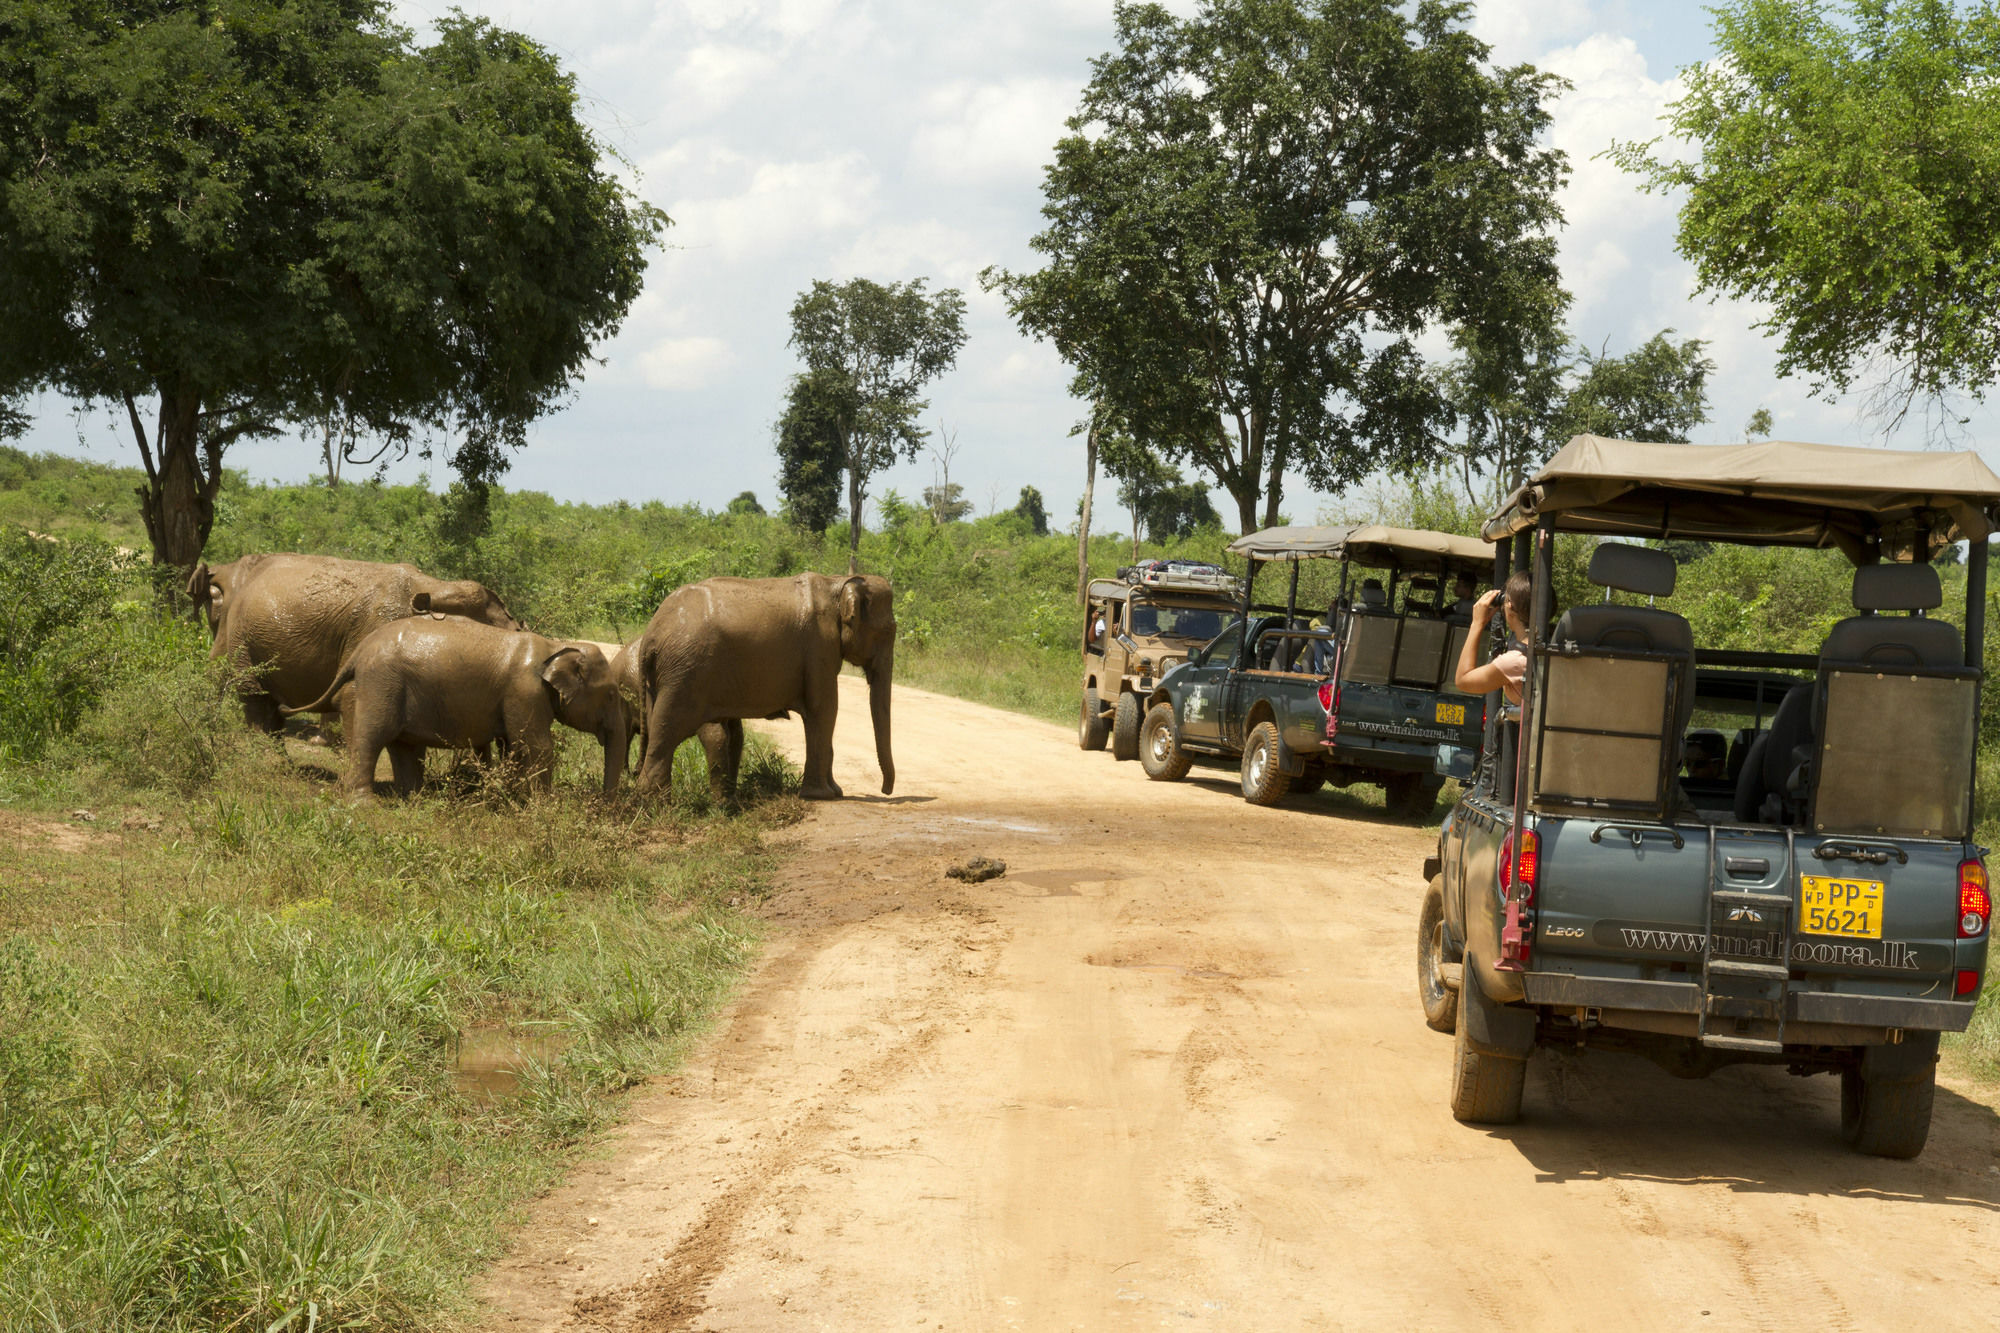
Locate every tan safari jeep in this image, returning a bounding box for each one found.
[1079,562,1241,761]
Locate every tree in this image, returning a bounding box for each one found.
[1104,436,1178,557]
[986,0,1567,534]
[1611,0,2000,433]
[786,278,968,570]
[921,484,973,523]
[0,1,667,576]
[727,491,766,516]
[1556,331,1715,442]
[1012,486,1049,536]
[1141,482,1222,542]
[1439,287,1572,506]
[774,371,849,538]
[1744,407,1775,440]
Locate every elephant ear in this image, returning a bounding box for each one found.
[540,646,586,704]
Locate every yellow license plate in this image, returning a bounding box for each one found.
[1799,875,1884,940]
[1435,701,1466,726]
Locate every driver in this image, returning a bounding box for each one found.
[1453,572,1532,704]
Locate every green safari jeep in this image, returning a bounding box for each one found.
[1422,434,1998,1159]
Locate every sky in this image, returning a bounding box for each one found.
[18,0,2000,526]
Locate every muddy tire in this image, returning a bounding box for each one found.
[1450,965,1527,1125]
[1385,771,1443,820]
[1418,876,1459,1034]
[1240,721,1293,806]
[1111,691,1142,761]
[1140,702,1192,781]
[1841,1048,1937,1159]
[1079,687,1109,751]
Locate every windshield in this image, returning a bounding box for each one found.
[1132,603,1226,640]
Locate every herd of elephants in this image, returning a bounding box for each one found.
[185,553,899,803]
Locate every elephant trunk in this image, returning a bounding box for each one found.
[868,642,894,795]
[601,711,629,797]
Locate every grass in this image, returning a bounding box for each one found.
[0,697,799,1329]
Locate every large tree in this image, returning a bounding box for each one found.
[986,0,1568,534]
[1558,331,1715,443]
[773,370,849,539]
[1612,0,2000,432]
[0,0,667,574]
[785,277,967,571]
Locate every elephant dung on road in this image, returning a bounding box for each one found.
[635,573,895,801]
[284,619,627,800]
[190,553,521,732]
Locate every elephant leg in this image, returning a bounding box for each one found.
[387,742,425,796]
[799,682,842,801]
[638,695,702,795]
[699,720,743,801]
[242,693,284,735]
[341,700,381,802]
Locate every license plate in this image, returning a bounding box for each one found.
[1799,875,1884,940]
[1435,701,1466,726]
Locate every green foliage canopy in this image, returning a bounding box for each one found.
[785,277,968,568]
[0,0,667,573]
[1611,0,2000,428]
[988,0,1569,534]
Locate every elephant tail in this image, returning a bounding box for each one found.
[280,660,357,718]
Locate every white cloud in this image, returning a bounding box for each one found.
[638,335,735,389]
[909,78,1078,187]
[666,153,880,261]
[674,43,782,115]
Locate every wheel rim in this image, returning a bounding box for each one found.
[1248,744,1266,787]
[1150,725,1171,763]
[1423,921,1445,1004]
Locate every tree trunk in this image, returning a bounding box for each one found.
[1077,409,1099,605]
[846,465,864,576]
[133,389,215,582]
[1232,486,1260,537]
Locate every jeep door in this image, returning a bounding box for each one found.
[1176,620,1243,746]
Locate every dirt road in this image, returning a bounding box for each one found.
[481,677,2000,1330]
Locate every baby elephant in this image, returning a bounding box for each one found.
[284,618,629,800]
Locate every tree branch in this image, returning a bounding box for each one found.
[123,392,158,487]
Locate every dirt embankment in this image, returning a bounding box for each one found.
[480,676,2000,1331]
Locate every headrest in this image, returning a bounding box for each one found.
[1587,543,1676,597]
[1357,586,1387,607]
[1852,562,1942,612]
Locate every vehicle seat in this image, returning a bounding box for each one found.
[1733,684,1814,823]
[1819,563,1961,668]
[1340,609,1400,684]
[1550,543,1696,740]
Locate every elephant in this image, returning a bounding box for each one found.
[635,573,895,801]
[282,618,627,800]
[188,553,521,732]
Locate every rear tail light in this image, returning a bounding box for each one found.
[1498,829,1539,905]
[1959,859,1989,938]
[1316,681,1335,712]
[1957,969,1983,998]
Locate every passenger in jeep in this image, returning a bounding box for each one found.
[1452,571,1533,703]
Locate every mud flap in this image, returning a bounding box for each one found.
[1861,1031,1939,1082]
[1462,960,1536,1059]
[1422,855,1441,882]
[1274,731,1306,777]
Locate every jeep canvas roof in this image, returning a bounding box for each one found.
[1483,435,2000,560]
[1226,523,1492,577]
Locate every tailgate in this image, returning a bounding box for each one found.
[1531,822,1969,996]
[1328,681,1471,749]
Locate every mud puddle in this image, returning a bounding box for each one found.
[454,1028,567,1099]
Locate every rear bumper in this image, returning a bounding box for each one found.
[1521,971,1976,1034]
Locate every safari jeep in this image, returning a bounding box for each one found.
[1420,434,1998,1158]
[1079,563,1239,761]
[1138,525,1491,816]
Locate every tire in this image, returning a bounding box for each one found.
[1841,1054,1937,1160]
[1450,965,1528,1125]
[1418,876,1460,1034]
[1111,691,1143,761]
[1292,766,1326,796]
[1240,721,1293,806]
[1078,687,1109,751]
[1386,771,1444,820]
[1139,702,1192,781]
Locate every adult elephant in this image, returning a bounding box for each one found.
[188,553,521,732]
[283,619,626,799]
[635,573,895,801]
